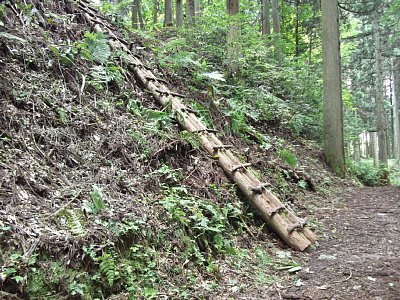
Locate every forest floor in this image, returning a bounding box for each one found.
[1,1,400,299]
[277,185,400,300]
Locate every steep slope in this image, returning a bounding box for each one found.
[0,1,337,298]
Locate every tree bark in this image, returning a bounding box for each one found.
[373,14,388,166]
[271,0,280,33]
[153,0,158,24]
[176,0,183,27]
[371,131,379,167]
[262,0,271,35]
[354,138,361,162]
[393,57,400,163]
[295,0,300,56]
[271,0,281,61]
[194,0,200,17]
[164,0,173,27]
[137,0,144,30]
[226,0,241,78]
[321,0,345,177]
[132,0,139,29]
[186,0,195,24]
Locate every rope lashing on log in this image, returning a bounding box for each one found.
[79,3,317,251]
[268,205,285,217]
[146,76,169,84]
[179,107,198,114]
[287,217,308,234]
[154,89,186,98]
[251,182,272,194]
[213,145,234,151]
[191,128,218,134]
[230,163,252,173]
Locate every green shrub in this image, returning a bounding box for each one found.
[279,149,298,168]
[348,160,387,186]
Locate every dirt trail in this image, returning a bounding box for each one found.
[283,185,400,300]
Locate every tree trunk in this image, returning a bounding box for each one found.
[271,0,280,33]
[354,138,361,162]
[176,0,183,27]
[373,14,388,167]
[393,57,400,163]
[153,0,158,24]
[262,0,271,35]
[186,0,195,24]
[371,132,379,167]
[132,0,139,29]
[360,131,367,158]
[164,0,173,27]
[295,0,300,56]
[137,0,145,30]
[271,0,281,61]
[226,0,241,78]
[321,0,345,177]
[194,0,200,17]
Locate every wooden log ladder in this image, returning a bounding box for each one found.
[80,2,316,251]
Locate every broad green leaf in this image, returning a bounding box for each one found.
[48,45,60,56]
[199,71,226,82]
[0,32,26,43]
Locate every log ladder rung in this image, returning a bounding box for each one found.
[250,183,271,194]
[287,217,308,234]
[130,58,153,70]
[191,128,218,134]
[146,76,169,84]
[155,89,186,98]
[127,59,151,70]
[126,59,143,68]
[180,107,198,114]
[268,205,285,217]
[213,145,234,151]
[230,163,251,173]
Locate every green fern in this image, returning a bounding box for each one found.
[88,65,110,90]
[98,253,117,286]
[164,37,187,52]
[279,149,298,168]
[64,210,86,236]
[82,187,106,215]
[90,187,106,214]
[81,31,110,63]
[88,65,122,90]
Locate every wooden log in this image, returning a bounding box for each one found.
[84,11,316,251]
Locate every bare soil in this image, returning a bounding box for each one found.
[281,185,400,300]
[1,2,400,299]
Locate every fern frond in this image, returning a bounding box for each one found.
[88,65,122,90]
[83,32,110,63]
[98,253,117,286]
[89,65,109,90]
[64,209,86,237]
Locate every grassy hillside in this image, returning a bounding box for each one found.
[0,1,340,298]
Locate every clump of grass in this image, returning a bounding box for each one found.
[279,149,298,168]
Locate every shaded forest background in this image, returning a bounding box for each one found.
[0,0,400,299]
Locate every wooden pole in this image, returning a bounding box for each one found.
[80,4,316,251]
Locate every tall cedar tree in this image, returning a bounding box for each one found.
[321,0,345,177]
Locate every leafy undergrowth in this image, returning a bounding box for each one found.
[347,159,399,187]
[0,1,342,299]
